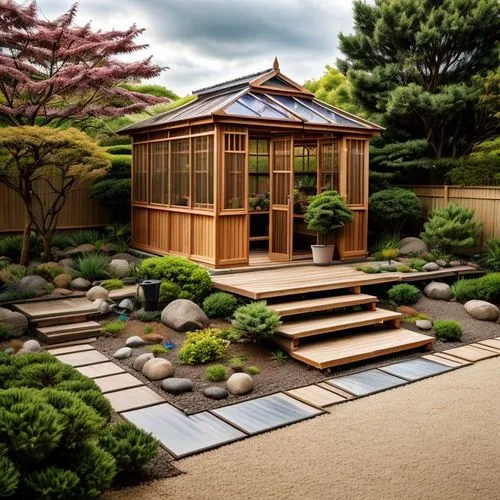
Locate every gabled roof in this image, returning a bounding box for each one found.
[120,59,383,133]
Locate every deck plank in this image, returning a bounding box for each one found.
[12,297,97,319]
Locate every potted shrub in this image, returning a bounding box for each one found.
[304,190,353,265]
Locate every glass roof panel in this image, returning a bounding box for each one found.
[224,100,260,117]
[239,94,289,118]
[301,99,365,128]
[271,95,329,123]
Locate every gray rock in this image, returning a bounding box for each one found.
[464,300,500,321]
[58,258,75,269]
[142,358,174,380]
[86,285,109,301]
[132,353,154,371]
[109,259,133,278]
[161,299,210,332]
[113,347,132,359]
[226,372,253,395]
[126,335,146,347]
[161,377,194,395]
[70,277,91,291]
[0,307,28,338]
[19,275,48,296]
[203,386,229,400]
[423,262,440,272]
[3,347,14,355]
[52,273,72,289]
[398,237,428,256]
[113,253,136,263]
[424,281,452,301]
[416,319,433,330]
[119,298,135,311]
[449,260,462,267]
[22,339,42,353]
[435,259,447,268]
[63,243,97,257]
[93,298,111,315]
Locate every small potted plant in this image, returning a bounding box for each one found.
[304,190,353,265]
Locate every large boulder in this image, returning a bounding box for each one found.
[63,244,97,257]
[109,259,133,278]
[132,352,154,371]
[52,273,72,289]
[424,282,452,301]
[18,339,43,354]
[93,299,111,315]
[86,285,109,301]
[398,237,428,256]
[161,299,209,332]
[464,300,500,321]
[19,275,48,296]
[118,299,135,311]
[0,307,28,338]
[70,277,91,291]
[226,373,253,395]
[422,262,440,272]
[112,253,136,263]
[142,358,174,380]
[58,258,75,269]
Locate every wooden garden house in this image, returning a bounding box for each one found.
[122,59,383,268]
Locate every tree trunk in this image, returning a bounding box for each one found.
[41,233,53,262]
[20,219,32,266]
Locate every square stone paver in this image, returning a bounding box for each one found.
[56,350,108,367]
[105,386,165,412]
[316,382,355,400]
[48,344,96,356]
[443,345,499,362]
[287,385,347,407]
[478,338,500,350]
[423,354,464,367]
[122,403,246,458]
[77,362,125,379]
[380,358,452,381]
[93,373,143,394]
[211,393,323,435]
[326,369,407,397]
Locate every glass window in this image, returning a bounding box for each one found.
[225,100,260,117]
[249,139,270,198]
[320,142,339,192]
[239,94,288,119]
[294,146,317,173]
[170,138,190,206]
[299,99,364,128]
[347,140,366,205]
[150,141,169,204]
[132,143,148,203]
[224,133,246,209]
[271,95,329,123]
[193,136,214,209]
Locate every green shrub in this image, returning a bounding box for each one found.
[143,324,153,335]
[379,264,398,272]
[99,422,158,473]
[149,344,169,357]
[0,322,12,340]
[370,233,401,259]
[369,188,421,234]
[23,467,81,499]
[233,302,282,342]
[135,310,161,322]
[420,204,481,253]
[203,292,239,318]
[271,350,289,362]
[404,313,431,325]
[388,283,421,305]
[91,178,131,212]
[159,280,182,305]
[433,320,463,341]
[74,253,110,281]
[230,356,244,372]
[452,273,500,302]
[381,247,400,262]
[137,256,212,303]
[0,233,41,261]
[63,230,104,247]
[217,327,243,342]
[396,265,412,273]
[246,365,260,375]
[0,454,19,496]
[178,328,229,364]
[0,282,37,302]
[409,258,427,271]
[101,320,126,336]
[356,264,381,274]
[35,262,63,280]
[205,364,227,382]
[100,278,124,290]
[105,144,132,155]
[107,154,132,178]
[483,239,500,271]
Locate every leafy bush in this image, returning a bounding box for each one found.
[178,328,229,364]
[91,178,131,212]
[35,262,63,280]
[100,278,124,290]
[0,322,12,340]
[205,364,227,382]
[63,229,104,247]
[0,282,37,302]
[98,422,158,473]
[0,233,42,261]
[105,144,132,155]
[387,283,421,305]
[304,190,353,242]
[159,280,182,305]
[420,204,481,253]
[452,273,500,302]
[396,265,412,273]
[149,344,169,357]
[137,256,212,303]
[230,356,244,372]
[74,253,110,281]
[356,264,381,274]
[203,292,239,318]
[483,239,500,271]
[409,258,427,271]
[404,313,431,325]
[143,323,153,335]
[246,366,260,375]
[232,302,282,342]
[369,188,421,234]
[217,327,243,342]
[105,224,131,250]
[370,233,401,260]
[101,321,126,336]
[135,310,161,322]
[433,320,463,341]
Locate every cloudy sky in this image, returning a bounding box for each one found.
[36,0,355,96]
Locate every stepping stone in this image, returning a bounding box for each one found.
[443,345,499,362]
[47,344,95,356]
[423,354,464,368]
[472,343,500,354]
[211,393,323,435]
[287,384,347,407]
[429,352,472,366]
[77,362,125,379]
[316,382,355,400]
[46,337,97,349]
[379,358,452,381]
[93,373,143,394]
[478,339,500,351]
[326,369,407,397]
[122,403,245,458]
[105,386,165,412]
[56,350,108,367]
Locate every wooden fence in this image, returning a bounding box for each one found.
[0,181,115,233]
[408,185,500,241]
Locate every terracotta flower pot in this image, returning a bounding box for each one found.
[311,244,334,266]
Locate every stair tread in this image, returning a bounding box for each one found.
[275,328,433,369]
[269,294,377,316]
[276,308,402,338]
[37,321,101,334]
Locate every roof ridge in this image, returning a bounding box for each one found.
[194,68,272,94]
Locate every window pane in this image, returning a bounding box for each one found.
[257,157,269,173]
[347,140,365,205]
[224,132,246,209]
[150,141,169,204]
[239,94,288,119]
[300,99,363,128]
[321,142,339,192]
[272,95,329,123]
[133,143,148,202]
[193,136,214,209]
[225,101,260,117]
[170,138,190,206]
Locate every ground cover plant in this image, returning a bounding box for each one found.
[178,328,229,364]
[205,364,227,382]
[451,273,500,303]
[101,320,127,336]
[203,292,239,318]
[388,284,421,305]
[232,302,282,343]
[100,279,125,291]
[433,320,463,341]
[483,239,500,271]
[74,253,110,282]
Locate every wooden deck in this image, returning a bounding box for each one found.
[13,297,98,320]
[212,264,478,299]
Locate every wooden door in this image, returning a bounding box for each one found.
[269,137,293,261]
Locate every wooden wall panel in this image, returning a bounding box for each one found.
[217,215,248,265]
[148,209,169,252]
[169,212,190,255]
[191,215,215,261]
[132,207,149,247]
[338,210,367,259]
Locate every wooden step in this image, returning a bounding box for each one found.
[275,328,434,369]
[12,297,98,320]
[36,321,102,344]
[36,313,94,327]
[269,294,378,317]
[276,308,402,340]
